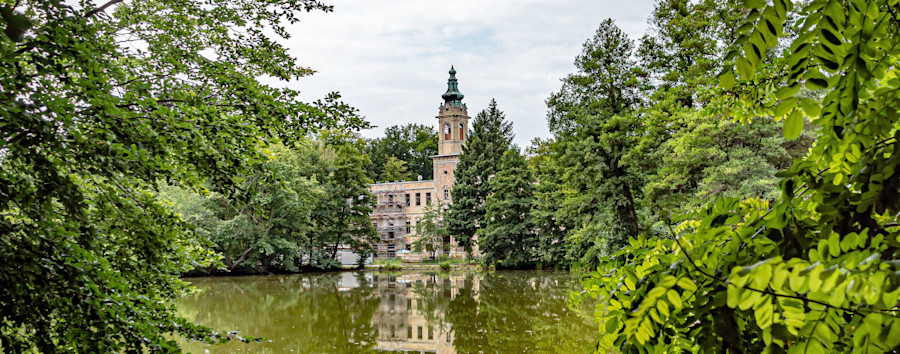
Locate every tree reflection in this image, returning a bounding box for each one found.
[178,271,596,353]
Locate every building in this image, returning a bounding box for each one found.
[369,66,469,259]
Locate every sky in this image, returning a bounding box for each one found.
[282,0,657,147]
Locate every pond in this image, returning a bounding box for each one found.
[178,270,599,353]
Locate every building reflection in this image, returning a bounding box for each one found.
[368,273,478,353]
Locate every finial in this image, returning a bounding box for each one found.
[442,66,464,106]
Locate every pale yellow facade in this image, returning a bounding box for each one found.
[369,67,470,259]
[371,273,479,353]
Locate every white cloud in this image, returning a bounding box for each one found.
[278,0,656,147]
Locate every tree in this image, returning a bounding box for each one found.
[365,123,438,181]
[583,0,900,352]
[381,156,412,182]
[547,19,646,135]
[312,144,378,267]
[545,19,645,263]
[445,99,514,251]
[160,142,329,274]
[526,138,570,267]
[637,0,746,107]
[480,148,537,268]
[412,203,448,259]
[0,0,365,351]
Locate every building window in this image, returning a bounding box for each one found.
[428,327,434,340]
[459,123,465,140]
[388,194,393,202]
[418,326,423,340]
[443,170,448,175]
[388,232,394,240]
[405,193,411,206]
[408,326,413,339]
[406,221,411,233]
[443,188,449,200]
[415,193,421,206]
[443,123,451,140]
[425,192,431,205]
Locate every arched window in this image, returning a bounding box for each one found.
[443,123,451,140]
[443,187,450,200]
[459,123,465,140]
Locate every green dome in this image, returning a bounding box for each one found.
[442,65,464,106]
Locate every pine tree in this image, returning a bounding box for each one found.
[480,148,536,268]
[445,99,513,252]
[380,156,411,182]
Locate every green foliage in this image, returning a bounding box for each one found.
[446,99,514,251]
[374,257,403,270]
[542,20,645,266]
[413,203,448,256]
[583,0,900,352]
[530,0,812,271]
[381,156,412,182]
[309,143,378,267]
[0,0,366,350]
[526,138,570,266]
[365,123,438,181]
[161,141,377,273]
[480,148,538,268]
[439,260,452,271]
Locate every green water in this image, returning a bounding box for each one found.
[177,270,598,353]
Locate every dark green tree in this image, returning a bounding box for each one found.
[365,123,438,181]
[545,19,645,263]
[0,0,365,351]
[526,138,570,266]
[312,144,378,267]
[480,148,537,268]
[445,99,514,251]
[637,0,746,107]
[547,18,646,135]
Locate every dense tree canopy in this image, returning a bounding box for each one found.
[480,148,538,268]
[0,0,365,351]
[583,0,900,352]
[445,99,514,252]
[365,123,437,181]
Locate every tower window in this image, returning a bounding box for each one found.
[444,188,450,200]
[443,123,451,140]
[459,123,465,140]
[426,192,431,205]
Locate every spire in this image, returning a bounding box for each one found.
[442,65,464,107]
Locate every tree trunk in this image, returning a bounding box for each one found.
[230,246,254,270]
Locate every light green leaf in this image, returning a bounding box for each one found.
[784,109,803,139]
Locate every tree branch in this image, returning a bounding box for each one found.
[84,0,123,18]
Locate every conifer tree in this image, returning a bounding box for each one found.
[480,148,537,268]
[446,99,513,252]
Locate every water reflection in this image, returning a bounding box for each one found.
[178,271,596,353]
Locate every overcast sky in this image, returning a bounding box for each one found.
[282,0,657,147]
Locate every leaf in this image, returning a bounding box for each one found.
[754,300,774,329]
[737,57,754,78]
[775,97,799,116]
[784,109,803,140]
[800,97,822,116]
[719,69,736,89]
[774,84,801,99]
[743,0,767,9]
